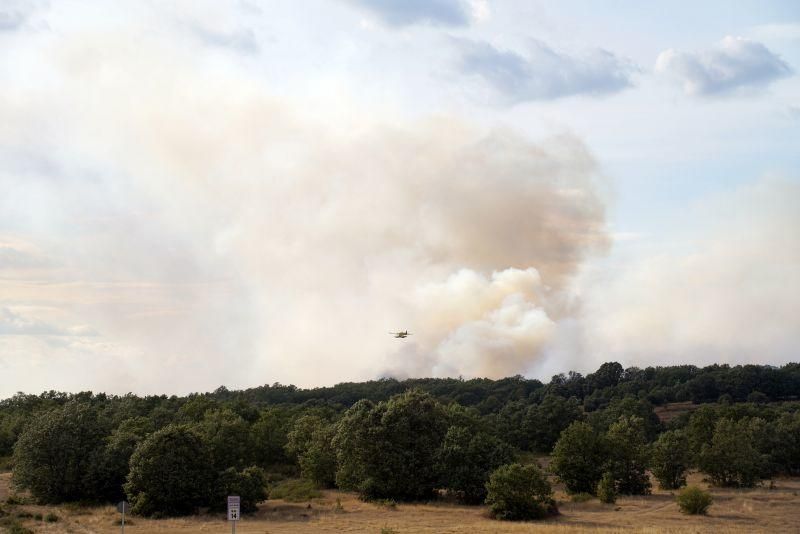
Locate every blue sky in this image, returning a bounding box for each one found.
[0,1,798,396]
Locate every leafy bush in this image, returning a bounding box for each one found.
[268,479,322,502]
[570,492,593,503]
[650,430,690,489]
[597,471,616,504]
[436,425,514,504]
[551,422,607,494]
[124,424,214,516]
[676,486,713,515]
[485,463,557,521]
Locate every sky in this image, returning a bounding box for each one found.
[0,0,798,397]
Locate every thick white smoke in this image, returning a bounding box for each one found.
[0,17,609,392]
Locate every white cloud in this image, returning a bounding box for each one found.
[655,36,792,95]
[456,38,637,102]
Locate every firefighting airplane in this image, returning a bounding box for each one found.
[389,331,412,339]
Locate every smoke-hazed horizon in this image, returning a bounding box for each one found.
[0,1,798,397]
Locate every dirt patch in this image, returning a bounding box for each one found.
[3,473,799,533]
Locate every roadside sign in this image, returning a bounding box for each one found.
[227,495,241,521]
[117,501,129,533]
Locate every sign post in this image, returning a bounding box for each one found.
[116,501,129,534]
[227,495,240,534]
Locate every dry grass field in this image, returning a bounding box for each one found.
[2,472,800,533]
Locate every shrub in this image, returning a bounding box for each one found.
[44,513,59,523]
[485,463,557,521]
[551,422,607,494]
[597,471,616,504]
[124,425,214,516]
[650,430,690,490]
[268,479,322,502]
[676,486,712,515]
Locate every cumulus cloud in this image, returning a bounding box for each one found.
[655,36,792,95]
[580,178,800,370]
[347,0,475,27]
[456,38,637,102]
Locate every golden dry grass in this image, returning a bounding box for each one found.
[2,472,800,533]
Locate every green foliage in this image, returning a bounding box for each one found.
[770,412,800,475]
[676,485,713,515]
[196,408,254,472]
[650,429,690,490]
[89,416,154,501]
[12,402,109,503]
[124,424,214,516]
[570,492,593,503]
[251,407,291,467]
[286,415,337,487]
[551,421,607,495]
[211,466,268,513]
[597,471,616,504]
[604,416,651,495]
[44,513,59,522]
[698,418,764,487]
[522,395,583,452]
[268,479,322,502]
[333,390,448,501]
[436,425,514,504]
[485,463,557,521]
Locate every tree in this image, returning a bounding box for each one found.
[89,416,154,501]
[124,425,214,516]
[551,421,607,494]
[650,429,690,490]
[604,416,651,495]
[436,426,514,504]
[523,395,583,452]
[770,412,800,475]
[698,418,764,487]
[286,415,337,487]
[332,390,448,501]
[251,407,291,467]
[12,402,109,503]
[485,463,557,520]
[196,408,254,473]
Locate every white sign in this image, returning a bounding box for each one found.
[227,495,241,521]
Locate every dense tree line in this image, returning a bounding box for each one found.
[2,362,799,519]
